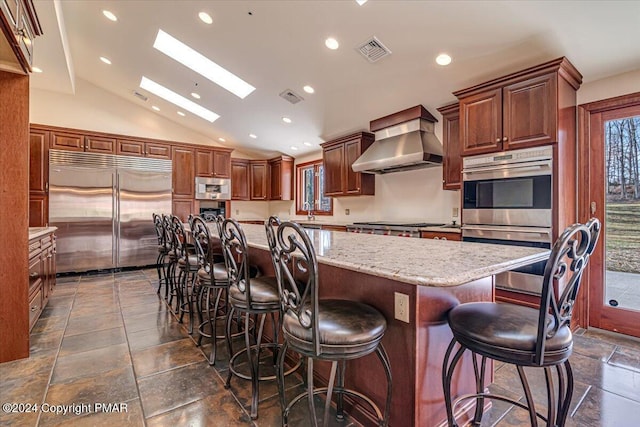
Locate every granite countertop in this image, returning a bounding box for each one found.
[29,226,58,240]
[218,223,549,288]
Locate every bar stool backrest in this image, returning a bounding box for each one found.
[220,218,254,306]
[171,215,189,260]
[191,215,211,273]
[535,218,601,365]
[271,221,321,356]
[162,214,175,251]
[153,213,165,247]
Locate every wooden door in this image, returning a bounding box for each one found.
[29,129,48,193]
[250,161,268,200]
[117,139,145,157]
[503,73,557,150]
[196,149,214,177]
[171,146,195,198]
[85,136,116,153]
[29,194,47,227]
[231,160,250,200]
[145,142,171,159]
[460,88,502,156]
[270,160,282,200]
[438,103,461,190]
[579,93,640,338]
[213,150,231,178]
[50,131,83,151]
[344,139,362,194]
[322,143,345,196]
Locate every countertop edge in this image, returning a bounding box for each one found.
[28,227,58,241]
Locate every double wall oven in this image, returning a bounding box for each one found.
[462,146,553,295]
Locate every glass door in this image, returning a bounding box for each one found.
[582,97,640,338]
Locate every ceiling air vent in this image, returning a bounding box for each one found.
[356,36,392,63]
[279,89,304,104]
[133,90,148,102]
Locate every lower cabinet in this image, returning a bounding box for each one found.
[28,230,56,331]
[420,231,462,241]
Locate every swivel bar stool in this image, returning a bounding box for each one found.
[163,214,179,311]
[442,218,601,427]
[171,215,201,334]
[152,213,170,296]
[269,218,392,427]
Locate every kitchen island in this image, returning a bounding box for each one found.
[219,223,549,426]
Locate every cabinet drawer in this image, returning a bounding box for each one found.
[28,287,43,330]
[28,255,41,294]
[420,231,462,241]
[29,238,41,259]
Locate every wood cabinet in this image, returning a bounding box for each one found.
[231,159,250,200]
[49,130,116,154]
[250,160,269,200]
[0,0,42,74]
[437,103,461,190]
[116,139,171,159]
[172,199,194,222]
[196,149,214,177]
[454,58,581,156]
[420,231,461,241]
[321,132,375,197]
[84,135,116,153]
[172,145,195,198]
[213,150,231,178]
[28,230,56,331]
[145,141,171,159]
[269,155,293,200]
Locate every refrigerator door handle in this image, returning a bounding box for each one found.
[114,171,119,268]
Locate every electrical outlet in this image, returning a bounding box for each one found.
[235,209,239,215]
[394,292,410,323]
[345,209,350,215]
[452,207,459,218]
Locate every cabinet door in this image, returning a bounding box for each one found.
[250,162,268,200]
[323,144,345,196]
[172,199,194,222]
[29,194,47,227]
[269,160,282,200]
[117,139,145,157]
[85,136,116,154]
[50,131,83,151]
[29,129,48,193]
[345,140,362,194]
[503,73,557,150]
[172,146,195,198]
[460,88,502,156]
[145,142,171,159]
[196,149,214,177]
[231,160,250,200]
[441,108,461,190]
[213,150,231,178]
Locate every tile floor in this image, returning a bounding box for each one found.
[1,269,639,426]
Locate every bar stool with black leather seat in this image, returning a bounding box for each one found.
[442,218,601,427]
[171,215,201,334]
[220,218,299,420]
[269,218,393,427]
[152,213,170,296]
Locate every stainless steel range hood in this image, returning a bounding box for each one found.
[352,118,443,174]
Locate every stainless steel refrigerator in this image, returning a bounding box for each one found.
[49,149,172,273]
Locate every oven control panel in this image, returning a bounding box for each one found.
[463,146,553,169]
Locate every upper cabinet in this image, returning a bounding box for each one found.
[231,159,250,201]
[49,130,115,154]
[116,139,171,159]
[321,132,375,197]
[231,156,293,201]
[269,155,293,200]
[0,0,42,74]
[171,145,195,199]
[454,57,581,156]
[437,102,461,190]
[196,149,214,177]
[195,148,232,178]
[249,160,268,200]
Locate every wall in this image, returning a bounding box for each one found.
[578,69,640,105]
[29,77,222,147]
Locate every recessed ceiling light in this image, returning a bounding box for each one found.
[99,56,112,65]
[303,142,313,147]
[325,38,339,50]
[152,105,160,111]
[198,12,213,24]
[177,111,186,117]
[303,85,315,94]
[290,146,299,151]
[102,10,117,22]
[436,53,452,66]
[32,66,43,73]
[282,117,292,124]
[191,92,201,99]
[140,76,220,122]
[249,133,257,139]
[356,0,368,5]
[218,137,226,142]
[153,29,255,99]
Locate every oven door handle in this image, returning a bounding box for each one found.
[462,225,551,234]
[462,160,552,179]
[462,225,552,242]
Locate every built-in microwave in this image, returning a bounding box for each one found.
[195,177,231,200]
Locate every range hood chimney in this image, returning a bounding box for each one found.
[352,105,443,174]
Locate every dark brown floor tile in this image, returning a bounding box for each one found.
[572,333,617,362]
[132,338,205,378]
[581,328,640,351]
[120,300,169,319]
[0,408,39,427]
[123,310,174,333]
[50,286,78,296]
[607,345,640,374]
[64,311,123,336]
[127,323,189,351]
[39,302,73,319]
[30,329,64,355]
[40,366,138,426]
[477,383,520,426]
[59,327,126,356]
[0,350,56,382]
[566,386,640,427]
[119,294,164,308]
[0,370,49,404]
[68,303,121,319]
[47,398,144,427]
[51,343,131,384]
[570,352,640,403]
[137,361,225,418]
[145,393,251,426]
[31,314,67,335]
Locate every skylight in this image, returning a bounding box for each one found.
[140,77,220,122]
[153,29,255,99]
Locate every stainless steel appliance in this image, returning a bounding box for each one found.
[462,146,553,295]
[199,202,226,222]
[49,150,172,273]
[347,222,445,238]
[195,176,231,200]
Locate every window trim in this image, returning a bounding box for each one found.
[295,159,333,216]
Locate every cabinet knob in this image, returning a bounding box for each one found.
[30,272,38,278]
[434,237,440,240]
[496,138,501,143]
[502,136,508,142]
[442,237,447,241]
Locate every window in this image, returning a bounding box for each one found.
[296,160,332,215]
